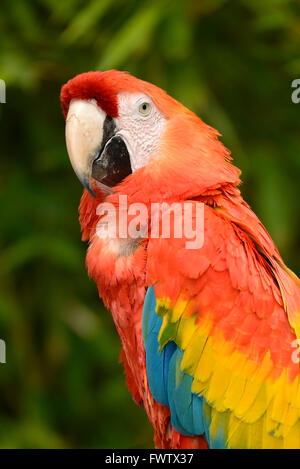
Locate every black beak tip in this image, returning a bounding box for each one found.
[78,172,96,198]
[86,185,96,198]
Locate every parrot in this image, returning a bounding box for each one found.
[60,70,300,449]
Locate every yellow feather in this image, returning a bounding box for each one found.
[170,297,189,323]
[176,314,196,349]
[205,361,231,407]
[194,337,215,383]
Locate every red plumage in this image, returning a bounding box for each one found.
[61,71,300,449]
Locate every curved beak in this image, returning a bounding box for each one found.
[65,99,132,197]
[65,99,106,197]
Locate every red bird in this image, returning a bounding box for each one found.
[61,71,300,449]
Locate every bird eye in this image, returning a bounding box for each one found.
[138,102,151,115]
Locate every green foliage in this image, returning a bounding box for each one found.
[0,0,299,448]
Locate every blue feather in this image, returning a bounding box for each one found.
[142,286,157,344]
[167,350,192,436]
[142,286,226,447]
[192,394,206,435]
[143,287,176,406]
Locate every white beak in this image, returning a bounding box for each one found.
[65,99,106,196]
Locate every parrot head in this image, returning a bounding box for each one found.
[61,70,241,201]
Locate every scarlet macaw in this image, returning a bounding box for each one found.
[61,71,300,449]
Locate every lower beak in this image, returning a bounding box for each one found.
[65,99,132,197]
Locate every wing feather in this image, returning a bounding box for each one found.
[142,202,300,448]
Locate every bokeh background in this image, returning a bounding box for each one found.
[0,0,299,448]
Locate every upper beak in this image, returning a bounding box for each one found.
[65,99,132,197]
[65,99,106,197]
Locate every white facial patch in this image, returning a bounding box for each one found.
[114,92,167,172]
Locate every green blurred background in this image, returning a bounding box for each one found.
[0,0,299,448]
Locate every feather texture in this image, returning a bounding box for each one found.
[143,203,300,448]
[61,70,300,449]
